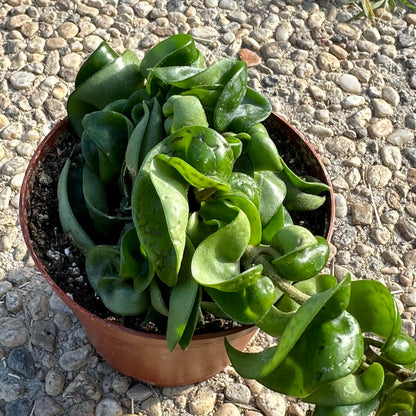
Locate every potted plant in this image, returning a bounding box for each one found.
[20,35,416,414]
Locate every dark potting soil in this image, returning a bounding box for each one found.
[27,122,330,335]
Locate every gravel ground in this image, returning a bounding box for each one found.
[1,0,416,415]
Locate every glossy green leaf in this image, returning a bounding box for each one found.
[206,276,274,324]
[262,205,293,245]
[377,387,415,416]
[181,85,222,111]
[214,61,247,132]
[259,311,364,397]
[254,171,287,228]
[125,98,163,178]
[57,158,95,254]
[140,33,203,78]
[226,87,272,133]
[132,156,189,286]
[119,227,154,293]
[313,398,379,416]
[381,331,416,366]
[150,279,169,316]
[192,207,263,291]
[83,164,129,235]
[186,212,218,248]
[85,245,149,315]
[178,286,202,351]
[305,363,384,406]
[271,226,329,282]
[256,306,296,337]
[229,172,260,208]
[156,154,230,191]
[246,123,282,172]
[81,111,133,184]
[281,157,330,195]
[167,240,199,351]
[68,50,144,136]
[226,276,351,379]
[163,95,208,134]
[75,41,118,88]
[347,280,401,350]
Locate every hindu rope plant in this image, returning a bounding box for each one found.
[58,34,416,415]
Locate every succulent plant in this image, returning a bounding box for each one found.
[58,34,416,415]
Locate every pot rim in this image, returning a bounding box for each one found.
[19,114,335,341]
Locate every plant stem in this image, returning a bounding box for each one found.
[244,245,310,305]
[365,346,413,382]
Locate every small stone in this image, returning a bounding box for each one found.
[404,250,416,267]
[351,202,373,225]
[267,58,295,75]
[9,71,35,90]
[46,37,67,50]
[63,372,102,401]
[380,145,401,170]
[372,98,394,118]
[342,95,365,109]
[27,292,49,320]
[380,210,399,224]
[335,23,362,40]
[0,318,27,347]
[382,250,404,267]
[256,391,285,416]
[5,400,31,416]
[329,44,348,60]
[401,291,416,307]
[225,383,251,404]
[0,281,12,297]
[335,193,348,218]
[316,109,330,123]
[404,148,416,166]
[352,68,372,83]
[58,22,79,38]
[317,52,340,71]
[356,243,374,258]
[405,13,416,24]
[34,396,64,416]
[77,3,100,17]
[239,49,261,67]
[275,21,293,42]
[96,398,123,416]
[31,320,57,352]
[61,53,83,70]
[309,85,326,101]
[214,403,240,416]
[310,125,333,138]
[189,387,217,415]
[370,227,391,245]
[126,383,154,402]
[65,400,96,416]
[366,165,392,188]
[7,347,36,378]
[326,136,355,157]
[112,374,130,394]
[189,26,219,40]
[142,397,162,416]
[382,86,400,106]
[45,368,66,396]
[7,14,31,29]
[5,290,21,312]
[387,129,414,146]
[397,220,416,241]
[337,74,361,94]
[59,345,91,371]
[368,119,394,138]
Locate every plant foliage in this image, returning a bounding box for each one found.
[58,34,416,415]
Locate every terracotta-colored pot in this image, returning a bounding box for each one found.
[19,113,334,387]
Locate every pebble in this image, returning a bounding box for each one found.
[317,52,340,71]
[370,227,391,245]
[335,193,348,217]
[275,21,293,42]
[5,399,31,416]
[27,292,49,320]
[214,403,240,416]
[65,400,96,416]
[225,383,251,404]
[9,71,36,90]
[95,398,123,416]
[387,129,414,146]
[404,249,416,267]
[126,383,154,402]
[368,119,394,138]
[63,372,102,401]
[342,94,365,108]
[142,397,162,416]
[372,98,394,118]
[351,202,373,225]
[112,374,131,394]
[337,74,361,94]
[7,347,36,378]
[45,368,66,396]
[366,165,392,188]
[381,145,401,170]
[59,345,91,371]
[0,317,27,347]
[402,291,416,307]
[397,220,416,241]
[256,391,286,416]
[188,387,217,415]
[34,396,64,416]
[382,250,404,267]
[31,320,57,352]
